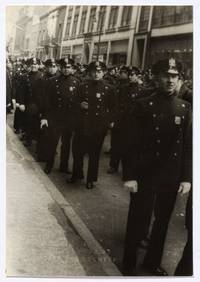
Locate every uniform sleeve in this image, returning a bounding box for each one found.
[108,84,117,122]
[17,76,26,105]
[41,79,52,120]
[38,79,47,116]
[180,106,192,183]
[73,80,82,113]
[119,102,143,181]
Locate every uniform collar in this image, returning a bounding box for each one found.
[157,89,177,100]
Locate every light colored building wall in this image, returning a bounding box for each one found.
[131,6,193,70]
[61,5,138,65]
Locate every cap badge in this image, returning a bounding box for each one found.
[169,58,176,68]
[175,116,181,125]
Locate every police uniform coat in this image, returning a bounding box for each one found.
[77,79,116,136]
[19,71,44,115]
[121,91,192,189]
[43,74,80,130]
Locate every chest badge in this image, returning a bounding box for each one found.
[96,93,101,98]
[175,116,181,125]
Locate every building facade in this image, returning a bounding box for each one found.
[12,6,53,58]
[60,6,139,66]
[36,6,63,60]
[10,5,193,73]
[133,6,193,76]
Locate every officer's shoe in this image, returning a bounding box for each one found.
[104,149,111,155]
[14,129,20,134]
[44,164,52,175]
[107,167,117,174]
[67,177,77,184]
[86,182,94,189]
[59,167,72,174]
[139,237,150,249]
[23,140,32,147]
[122,268,138,276]
[142,264,168,276]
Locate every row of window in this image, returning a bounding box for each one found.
[65,6,133,37]
[139,6,192,32]
[37,6,192,43]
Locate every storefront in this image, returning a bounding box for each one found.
[72,44,83,63]
[146,34,193,78]
[108,39,128,66]
[92,42,108,63]
[61,45,71,58]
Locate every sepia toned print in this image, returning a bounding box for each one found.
[6,5,192,277]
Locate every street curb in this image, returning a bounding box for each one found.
[7,125,122,276]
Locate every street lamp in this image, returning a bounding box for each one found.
[97,9,104,61]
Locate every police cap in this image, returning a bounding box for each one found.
[87,61,106,72]
[152,58,182,75]
[58,57,74,67]
[27,57,41,66]
[119,65,129,73]
[44,58,57,67]
[129,66,140,76]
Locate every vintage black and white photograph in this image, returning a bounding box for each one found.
[5,4,194,278]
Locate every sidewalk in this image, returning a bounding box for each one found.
[6,125,108,277]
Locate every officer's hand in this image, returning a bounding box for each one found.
[178,182,191,194]
[12,99,16,110]
[19,104,25,112]
[124,180,138,193]
[40,119,48,129]
[81,101,88,110]
[110,122,115,128]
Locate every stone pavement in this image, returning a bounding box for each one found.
[6,125,108,277]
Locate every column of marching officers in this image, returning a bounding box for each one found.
[6,56,193,276]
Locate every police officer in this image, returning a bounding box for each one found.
[104,66,117,86]
[174,191,192,276]
[41,57,80,174]
[176,72,193,106]
[12,61,27,133]
[107,66,143,174]
[18,58,44,146]
[6,59,13,114]
[37,58,58,162]
[120,58,192,276]
[68,61,116,189]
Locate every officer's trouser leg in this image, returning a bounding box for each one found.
[143,189,177,268]
[87,134,105,182]
[37,126,49,161]
[60,128,72,171]
[122,189,155,275]
[13,108,23,131]
[24,113,32,142]
[25,113,39,142]
[46,126,61,169]
[71,133,85,179]
[175,191,192,275]
[109,130,121,170]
